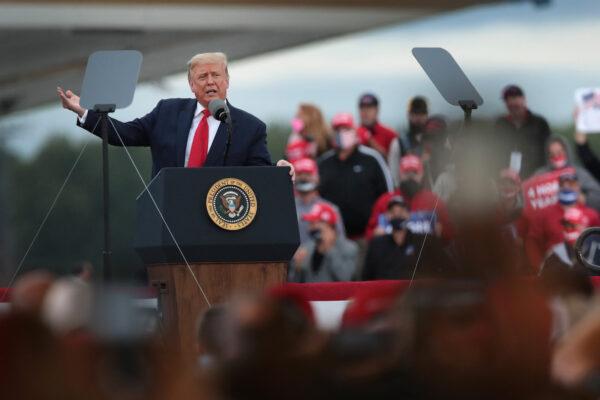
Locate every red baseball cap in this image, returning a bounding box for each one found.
[302,202,338,226]
[399,154,423,174]
[331,112,355,129]
[293,157,318,176]
[285,140,312,163]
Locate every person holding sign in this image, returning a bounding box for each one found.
[365,155,451,241]
[535,136,600,211]
[573,105,600,184]
[526,172,600,270]
[362,208,453,280]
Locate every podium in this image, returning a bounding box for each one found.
[134,166,300,352]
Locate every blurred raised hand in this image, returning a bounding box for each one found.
[57,86,86,118]
[573,107,587,145]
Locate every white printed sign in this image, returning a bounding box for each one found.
[575,88,600,133]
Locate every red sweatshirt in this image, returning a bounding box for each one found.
[358,122,398,156]
[525,203,600,269]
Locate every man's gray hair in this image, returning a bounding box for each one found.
[187,52,229,79]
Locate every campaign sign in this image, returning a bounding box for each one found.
[575,88,600,134]
[406,211,437,235]
[376,211,437,235]
[522,167,576,216]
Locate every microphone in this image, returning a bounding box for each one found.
[208,99,233,166]
[208,99,230,124]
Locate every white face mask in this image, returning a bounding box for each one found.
[295,180,317,193]
[335,128,358,150]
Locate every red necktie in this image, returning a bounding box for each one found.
[187,109,210,168]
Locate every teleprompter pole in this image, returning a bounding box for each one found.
[78,50,142,283]
[458,100,478,126]
[96,105,115,282]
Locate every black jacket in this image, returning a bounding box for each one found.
[576,142,600,183]
[318,146,393,238]
[78,98,272,177]
[362,232,454,280]
[494,111,550,179]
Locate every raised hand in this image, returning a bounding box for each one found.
[573,107,587,145]
[57,86,86,117]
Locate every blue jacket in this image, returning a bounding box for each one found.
[78,98,273,177]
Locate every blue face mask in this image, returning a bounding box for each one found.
[558,188,578,206]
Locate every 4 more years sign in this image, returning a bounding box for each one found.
[522,167,576,216]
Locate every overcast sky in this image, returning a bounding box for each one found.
[2,0,599,158]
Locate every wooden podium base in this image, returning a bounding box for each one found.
[147,262,287,353]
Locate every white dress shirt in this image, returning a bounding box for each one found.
[184,102,221,166]
[79,102,221,167]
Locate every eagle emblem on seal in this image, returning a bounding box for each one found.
[206,178,258,231]
[220,191,245,218]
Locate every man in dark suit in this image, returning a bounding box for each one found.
[57,52,293,178]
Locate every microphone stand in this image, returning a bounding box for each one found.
[222,117,233,167]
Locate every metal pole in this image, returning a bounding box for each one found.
[100,113,112,282]
[459,100,477,127]
[0,135,8,282]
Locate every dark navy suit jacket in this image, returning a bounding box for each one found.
[79,98,273,177]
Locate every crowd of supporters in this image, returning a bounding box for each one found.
[288,85,600,282]
[6,84,600,399]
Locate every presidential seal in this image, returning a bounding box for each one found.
[206,178,258,231]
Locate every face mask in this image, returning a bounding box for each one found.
[400,179,421,199]
[309,228,322,242]
[389,217,406,231]
[558,188,578,206]
[291,117,305,133]
[295,180,317,193]
[550,153,567,169]
[335,129,358,150]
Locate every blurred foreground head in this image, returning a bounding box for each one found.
[220,289,323,400]
[392,279,552,399]
[226,288,317,360]
[553,305,600,394]
[10,270,54,315]
[42,277,92,335]
[196,305,231,368]
[0,313,67,399]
